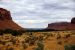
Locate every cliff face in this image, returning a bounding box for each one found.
[47,17,75,30]
[0,8,12,20]
[47,22,75,30]
[0,8,22,30]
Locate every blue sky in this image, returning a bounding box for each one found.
[0,0,75,28]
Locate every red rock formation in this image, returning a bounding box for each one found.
[0,8,12,20]
[47,18,75,30]
[0,8,22,30]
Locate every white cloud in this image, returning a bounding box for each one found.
[14,20,47,23]
[14,20,48,28]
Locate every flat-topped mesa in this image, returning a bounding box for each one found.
[0,8,12,20]
[46,17,75,30]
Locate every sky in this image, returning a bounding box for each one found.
[0,0,75,28]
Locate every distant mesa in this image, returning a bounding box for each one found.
[0,8,22,30]
[47,17,75,30]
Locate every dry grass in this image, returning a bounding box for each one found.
[0,31,75,50]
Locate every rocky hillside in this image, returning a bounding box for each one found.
[0,8,22,30]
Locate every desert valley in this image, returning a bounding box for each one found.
[0,8,75,50]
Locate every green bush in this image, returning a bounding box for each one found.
[34,42,44,50]
[65,44,75,50]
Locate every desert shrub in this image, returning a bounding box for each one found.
[3,29,13,33]
[57,33,61,39]
[0,29,22,36]
[57,41,62,45]
[12,30,21,36]
[29,40,35,46]
[0,32,3,35]
[65,45,70,50]
[25,36,37,46]
[29,32,33,35]
[2,41,6,45]
[0,30,3,33]
[70,45,75,50]
[17,29,26,33]
[43,33,50,38]
[6,48,14,50]
[38,36,44,41]
[50,33,54,37]
[22,43,28,49]
[0,41,4,44]
[22,41,27,48]
[29,40,36,46]
[11,39,16,44]
[65,34,70,38]
[65,44,75,50]
[34,42,44,50]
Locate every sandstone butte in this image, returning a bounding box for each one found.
[47,17,75,30]
[0,8,22,30]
